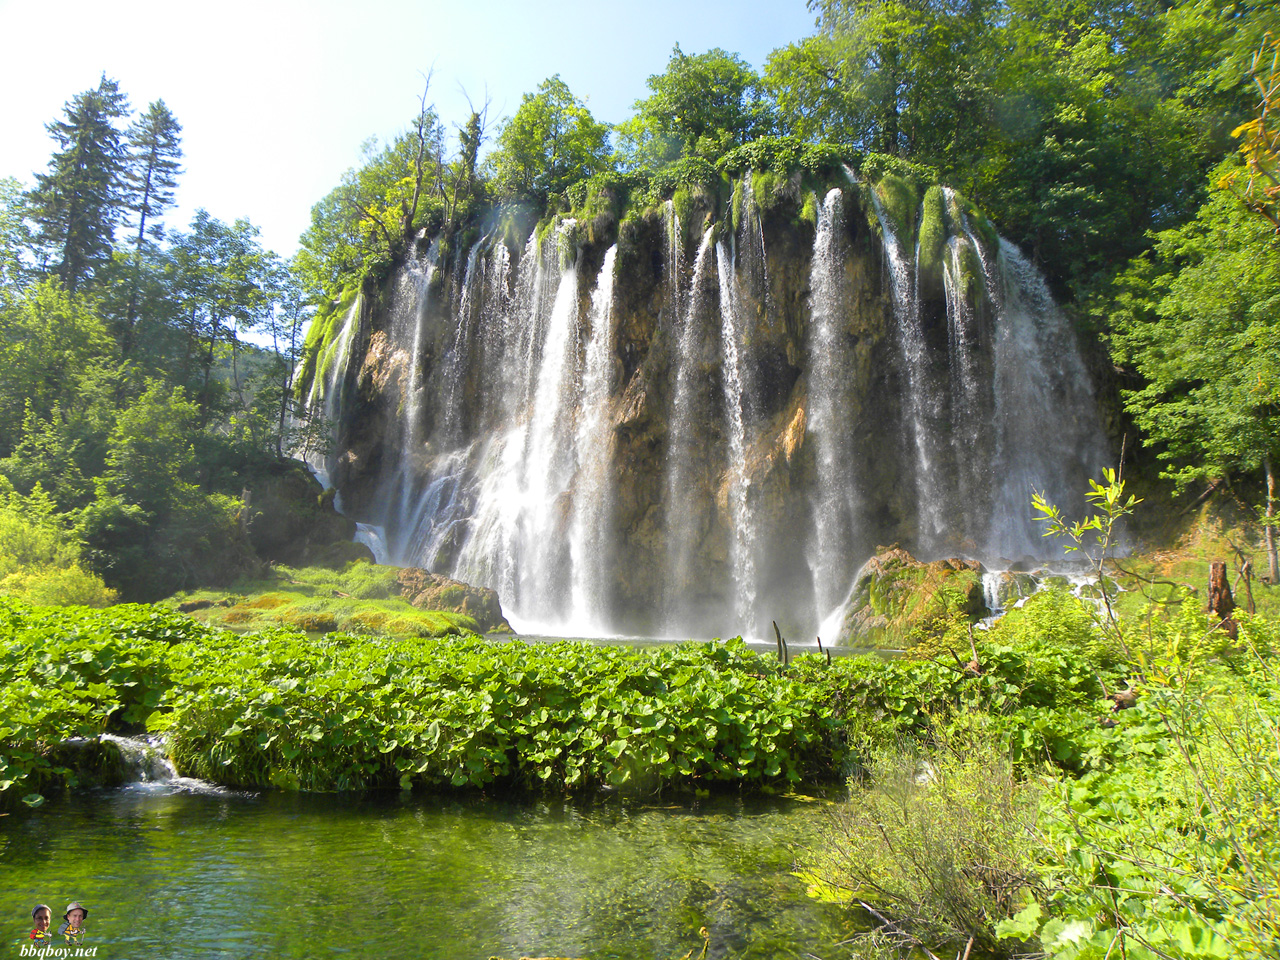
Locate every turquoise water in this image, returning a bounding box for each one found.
[2,784,853,959]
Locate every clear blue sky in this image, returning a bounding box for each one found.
[0,0,819,258]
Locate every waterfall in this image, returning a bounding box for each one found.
[390,241,440,529]
[305,293,361,425]
[440,240,486,445]
[986,240,1106,558]
[942,231,990,539]
[319,180,1108,642]
[716,238,759,633]
[663,227,715,634]
[806,188,864,622]
[446,220,606,632]
[567,245,619,631]
[865,184,948,553]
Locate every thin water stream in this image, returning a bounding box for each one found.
[2,784,852,960]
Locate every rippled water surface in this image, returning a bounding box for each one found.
[2,786,853,959]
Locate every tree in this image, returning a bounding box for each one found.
[616,46,775,169]
[1109,171,1280,581]
[1222,33,1280,231]
[25,75,130,292]
[0,178,33,292]
[121,99,183,349]
[167,211,279,419]
[488,76,610,204]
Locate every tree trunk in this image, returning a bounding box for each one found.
[1208,559,1236,620]
[1266,454,1279,584]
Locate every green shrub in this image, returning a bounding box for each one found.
[800,728,1042,957]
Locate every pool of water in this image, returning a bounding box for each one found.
[2,784,855,959]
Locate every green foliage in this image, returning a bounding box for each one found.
[717,136,857,178]
[1108,171,1280,492]
[800,732,1042,955]
[488,76,610,206]
[0,484,116,607]
[0,600,846,802]
[0,599,203,805]
[615,45,775,170]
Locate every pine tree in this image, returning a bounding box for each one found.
[121,100,183,350]
[26,76,130,292]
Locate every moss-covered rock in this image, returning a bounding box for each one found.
[393,567,510,633]
[838,547,989,647]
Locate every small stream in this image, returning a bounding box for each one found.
[2,758,854,960]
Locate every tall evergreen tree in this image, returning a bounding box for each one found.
[122,99,183,350]
[26,76,130,292]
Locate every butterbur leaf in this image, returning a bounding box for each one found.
[22,793,45,807]
[996,901,1043,940]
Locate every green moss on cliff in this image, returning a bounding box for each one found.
[296,285,360,401]
[873,175,918,244]
[917,185,948,285]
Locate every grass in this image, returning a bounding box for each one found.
[163,562,480,638]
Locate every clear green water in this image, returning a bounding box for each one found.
[2,784,853,959]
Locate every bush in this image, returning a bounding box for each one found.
[800,727,1042,956]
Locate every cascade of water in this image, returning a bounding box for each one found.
[390,242,440,533]
[716,238,759,632]
[449,221,584,631]
[941,232,989,537]
[986,240,1107,558]
[865,185,947,552]
[439,240,486,445]
[305,293,361,421]
[663,228,716,633]
[806,188,864,622]
[567,245,619,631]
[355,522,390,564]
[476,239,514,433]
[100,734,230,794]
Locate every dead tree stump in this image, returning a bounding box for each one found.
[1208,559,1238,639]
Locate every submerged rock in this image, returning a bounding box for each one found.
[838,547,989,646]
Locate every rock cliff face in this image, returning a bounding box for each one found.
[304,175,1108,641]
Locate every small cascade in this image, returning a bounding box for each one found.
[942,231,991,536]
[355,522,389,564]
[439,240,486,445]
[716,237,759,633]
[663,228,716,633]
[566,245,619,631]
[100,734,230,795]
[806,188,864,623]
[982,570,1003,616]
[305,293,361,425]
